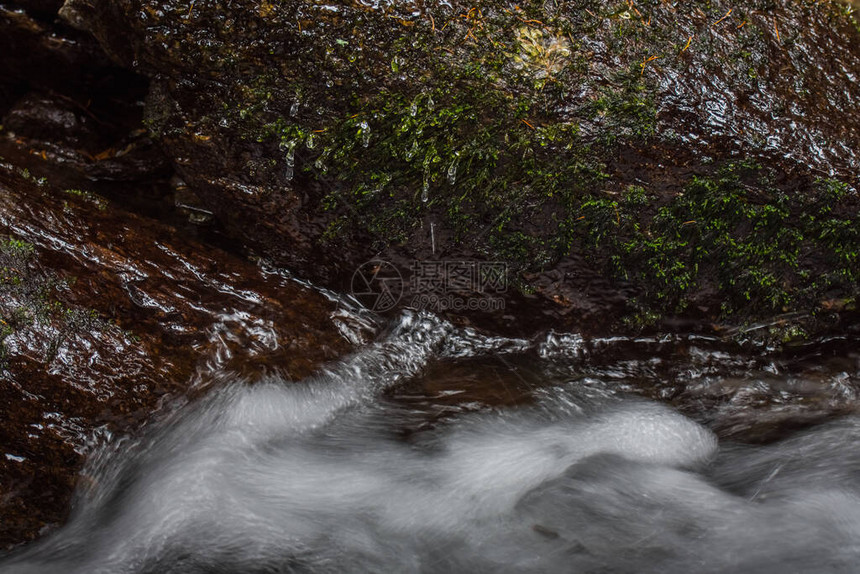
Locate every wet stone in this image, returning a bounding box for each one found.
[40,0,860,333]
[3,93,100,148]
[0,164,353,549]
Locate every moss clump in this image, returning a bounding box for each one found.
[1,238,37,369]
[304,87,600,252]
[63,189,109,211]
[0,237,100,370]
[580,162,859,320]
[254,10,656,268]
[215,0,674,270]
[113,0,860,327]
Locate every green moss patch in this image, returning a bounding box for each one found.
[0,237,100,370]
[579,162,859,321]
[123,0,860,329]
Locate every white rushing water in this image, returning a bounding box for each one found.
[3,311,860,573]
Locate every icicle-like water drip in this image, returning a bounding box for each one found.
[421,176,430,202]
[421,152,433,202]
[405,140,419,161]
[281,140,297,181]
[359,120,371,148]
[447,153,460,185]
[313,148,329,174]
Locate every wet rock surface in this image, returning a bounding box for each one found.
[32,0,858,333]
[0,2,128,111]
[1,0,860,546]
[0,0,859,562]
[0,164,353,548]
[1,310,859,572]
[392,329,860,443]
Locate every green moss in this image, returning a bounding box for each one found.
[134,0,858,328]
[589,68,658,142]
[0,237,102,369]
[255,38,649,271]
[64,189,109,210]
[581,162,860,320]
[0,238,37,369]
[215,0,671,273]
[1,238,35,258]
[621,305,662,330]
[305,85,608,266]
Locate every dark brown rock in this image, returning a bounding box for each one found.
[0,162,353,549]
[41,0,859,334]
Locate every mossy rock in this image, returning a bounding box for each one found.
[60,0,860,332]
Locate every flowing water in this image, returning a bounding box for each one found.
[3,1,860,569]
[2,310,860,573]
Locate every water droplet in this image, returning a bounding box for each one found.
[359,120,371,148]
[219,117,229,128]
[447,158,458,185]
[282,140,297,181]
[314,157,327,173]
[405,140,418,161]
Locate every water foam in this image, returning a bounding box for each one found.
[3,312,860,573]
